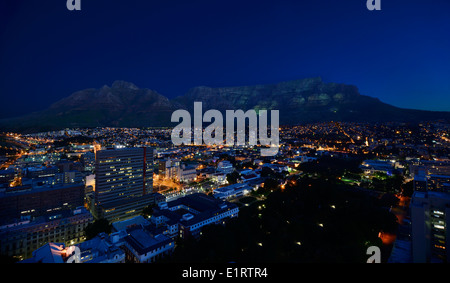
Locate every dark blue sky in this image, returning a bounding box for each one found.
[1,0,449,119]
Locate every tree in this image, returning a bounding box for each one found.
[141,204,156,218]
[299,156,363,179]
[84,218,111,240]
[371,173,404,194]
[260,166,274,177]
[168,176,399,263]
[226,171,240,184]
[263,178,279,191]
[402,180,414,197]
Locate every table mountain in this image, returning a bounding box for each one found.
[1,78,449,133]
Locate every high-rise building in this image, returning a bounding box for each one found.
[93,147,156,222]
[411,191,450,263]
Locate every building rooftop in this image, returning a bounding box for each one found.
[388,239,412,263]
[77,232,125,263]
[0,207,91,231]
[412,190,450,204]
[170,193,235,211]
[214,183,251,193]
[429,174,450,179]
[19,243,65,263]
[111,215,150,232]
[166,193,237,227]
[0,182,83,198]
[124,226,172,255]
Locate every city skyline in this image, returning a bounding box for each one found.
[2,121,450,264]
[1,0,450,120]
[2,0,450,269]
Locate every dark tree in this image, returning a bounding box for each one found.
[141,204,156,218]
[168,176,398,263]
[84,218,111,240]
[401,180,414,197]
[226,171,240,184]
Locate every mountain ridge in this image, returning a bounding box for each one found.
[1,78,449,133]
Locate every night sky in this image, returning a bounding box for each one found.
[1,0,449,119]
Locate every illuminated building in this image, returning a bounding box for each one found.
[0,183,85,223]
[81,151,96,172]
[20,231,125,263]
[93,147,155,222]
[122,225,174,263]
[413,166,428,192]
[178,164,197,182]
[0,169,15,187]
[151,193,239,239]
[158,158,180,180]
[0,207,92,261]
[428,175,450,193]
[217,160,234,174]
[74,232,126,263]
[360,159,396,176]
[213,183,254,200]
[411,161,450,192]
[411,191,450,263]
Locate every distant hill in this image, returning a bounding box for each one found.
[1,78,449,133]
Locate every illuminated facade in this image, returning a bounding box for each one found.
[0,183,85,222]
[411,191,450,263]
[123,225,174,263]
[0,207,92,261]
[158,158,180,180]
[151,193,239,239]
[93,147,154,222]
